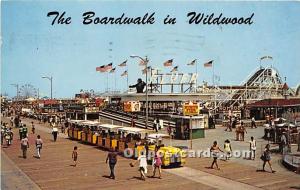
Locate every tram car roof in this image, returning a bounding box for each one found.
[99,124,123,130]
[148,133,170,139]
[117,127,148,134]
[69,119,85,124]
[80,120,101,126]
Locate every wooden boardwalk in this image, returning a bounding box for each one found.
[1,117,300,190]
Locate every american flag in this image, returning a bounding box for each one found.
[118,60,127,67]
[106,63,113,70]
[121,70,128,76]
[96,63,113,72]
[204,60,213,67]
[139,60,147,66]
[171,66,178,72]
[187,59,197,66]
[109,67,116,73]
[96,65,107,72]
[163,59,173,67]
[142,66,151,75]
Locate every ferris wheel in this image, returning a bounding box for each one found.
[19,84,38,99]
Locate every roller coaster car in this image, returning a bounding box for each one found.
[148,145,186,167]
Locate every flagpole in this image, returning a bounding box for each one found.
[212,62,215,87]
[106,72,109,92]
[114,72,116,93]
[195,60,198,93]
[212,61,216,114]
[127,64,129,91]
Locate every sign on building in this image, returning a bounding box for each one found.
[183,102,200,116]
[84,107,100,113]
[123,101,141,112]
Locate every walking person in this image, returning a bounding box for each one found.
[5,130,12,146]
[7,128,13,146]
[31,121,35,134]
[72,146,78,167]
[249,136,257,160]
[22,124,28,138]
[10,117,14,127]
[224,139,232,160]
[1,127,4,145]
[35,135,43,159]
[52,126,58,142]
[106,148,118,179]
[261,144,275,173]
[20,135,30,159]
[240,122,247,141]
[19,125,23,140]
[210,141,224,170]
[280,133,287,154]
[131,151,148,180]
[152,148,162,179]
[251,117,257,128]
[167,122,171,136]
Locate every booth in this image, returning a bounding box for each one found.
[171,115,207,139]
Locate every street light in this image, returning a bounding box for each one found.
[10,83,19,100]
[130,55,149,129]
[42,76,53,112]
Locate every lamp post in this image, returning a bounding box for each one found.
[42,76,53,112]
[10,84,19,100]
[130,55,149,129]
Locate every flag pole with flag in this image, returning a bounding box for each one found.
[203,60,214,86]
[121,70,128,89]
[187,59,197,91]
[163,59,173,67]
[118,60,127,67]
[110,67,116,91]
[171,66,178,73]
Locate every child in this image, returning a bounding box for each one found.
[72,146,78,167]
[224,139,232,160]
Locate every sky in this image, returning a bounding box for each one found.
[1,1,300,98]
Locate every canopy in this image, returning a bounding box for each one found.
[99,124,123,130]
[274,117,287,122]
[25,97,36,102]
[276,123,287,127]
[69,120,85,124]
[148,133,169,139]
[80,120,101,126]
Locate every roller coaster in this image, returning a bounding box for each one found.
[211,65,296,110]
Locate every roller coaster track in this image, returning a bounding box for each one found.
[215,66,285,109]
[99,109,176,129]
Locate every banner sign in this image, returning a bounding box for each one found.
[124,101,141,112]
[84,107,99,113]
[183,102,200,116]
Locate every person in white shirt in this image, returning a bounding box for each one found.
[131,151,148,180]
[20,136,29,158]
[249,136,256,160]
[35,135,43,158]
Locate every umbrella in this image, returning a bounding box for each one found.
[148,133,170,139]
[274,117,287,122]
[288,123,296,127]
